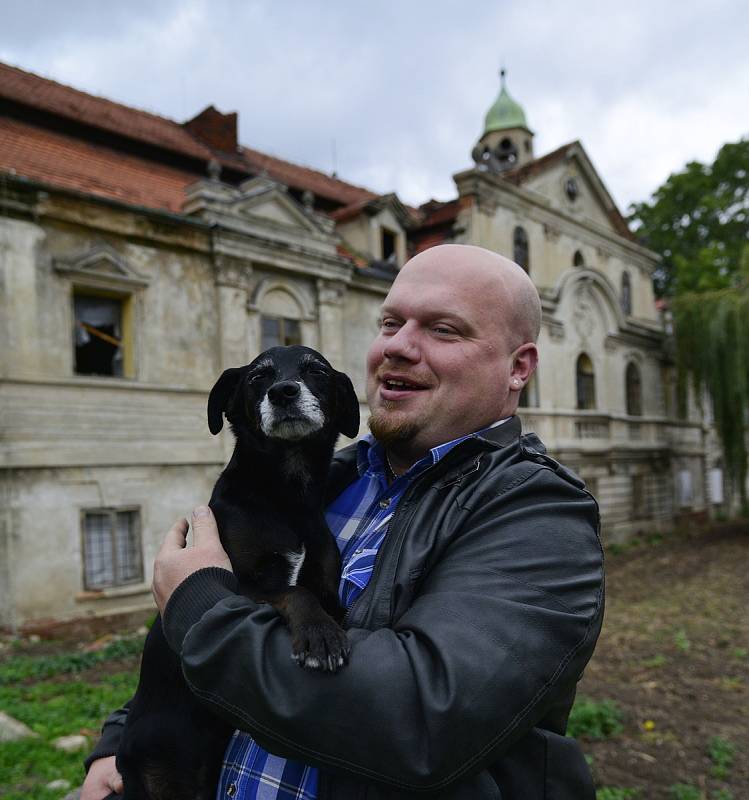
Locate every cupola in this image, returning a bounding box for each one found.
[472,70,534,173]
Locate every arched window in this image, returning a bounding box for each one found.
[259,287,303,351]
[519,372,540,408]
[576,353,596,410]
[513,226,529,273]
[573,249,585,267]
[625,362,642,416]
[621,272,632,315]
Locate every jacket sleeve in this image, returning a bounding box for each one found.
[161,464,604,794]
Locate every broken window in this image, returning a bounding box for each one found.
[73,293,124,376]
[82,508,142,590]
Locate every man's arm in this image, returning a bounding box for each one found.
[160,465,603,793]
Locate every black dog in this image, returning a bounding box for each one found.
[116,345,360,800]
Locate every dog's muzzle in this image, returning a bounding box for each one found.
[260,380,325,440]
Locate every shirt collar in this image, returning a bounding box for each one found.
[355,417,511,478]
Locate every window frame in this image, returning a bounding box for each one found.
[72,286,135,379]
[80,506,143,591]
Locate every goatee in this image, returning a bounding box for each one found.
[367,405,419,446]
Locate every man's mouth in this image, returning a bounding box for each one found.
[383,379,423,391]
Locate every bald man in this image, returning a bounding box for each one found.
[84,245,604,800]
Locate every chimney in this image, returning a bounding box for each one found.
[183,105,238,153]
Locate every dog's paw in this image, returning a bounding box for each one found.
[291,620,350,672]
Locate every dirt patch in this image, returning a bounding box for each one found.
[580,522,749,798]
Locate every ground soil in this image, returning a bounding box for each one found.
[2,523,747,798]
[579,522,749,798]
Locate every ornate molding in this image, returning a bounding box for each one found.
[53,244,149,290]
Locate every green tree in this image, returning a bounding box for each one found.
[629,139,749,297]
[629,139,749,505]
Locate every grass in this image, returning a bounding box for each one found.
[707,736,736,780]
[0,634,144,685]
[568,696,624,740]
[668,784,702,800]
[0,639,140,800]
[597,788,640,799]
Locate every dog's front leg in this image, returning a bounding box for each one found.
[270,586,349,672]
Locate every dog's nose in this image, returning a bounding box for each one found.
[268,380,301,405]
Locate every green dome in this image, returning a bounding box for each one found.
[483,73,529,135]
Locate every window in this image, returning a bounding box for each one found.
[518,372,540,408]
[625,362,642,416]
[73,290,132,377]
[573,249,585,267]
[565,177,579,202]
[576,353,596,410]
[82,508,142,590]
[261,316,302,349]
[381,227,397,262]
[621,272,632,315]
[496,138,518,168]
[513,226,529,273]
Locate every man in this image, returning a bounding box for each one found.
[83,244,604,799]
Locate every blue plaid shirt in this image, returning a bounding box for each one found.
[216,422,508,800]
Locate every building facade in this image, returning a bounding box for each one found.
[0,63,709,629]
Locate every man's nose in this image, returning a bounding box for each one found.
[383,322,420,361]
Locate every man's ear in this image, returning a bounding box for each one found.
[207,368,243,435]
[334,370,360,439]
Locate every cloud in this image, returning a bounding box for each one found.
[1,0,747,210]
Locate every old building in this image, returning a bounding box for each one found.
[0,63,708,629]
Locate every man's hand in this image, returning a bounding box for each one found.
[80,755,123,799]
[152,506,233,614]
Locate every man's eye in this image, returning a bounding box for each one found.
[432,325,454,335]
[380,319,399,330]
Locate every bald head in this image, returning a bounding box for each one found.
[396,244,542,348]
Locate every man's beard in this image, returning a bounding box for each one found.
[367,403,421,446]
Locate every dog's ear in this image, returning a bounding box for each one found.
[334,370,360,439]
[207,368,243,435]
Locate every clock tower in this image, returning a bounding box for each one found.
[472,70,534,173]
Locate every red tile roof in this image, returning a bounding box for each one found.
[0,116,195,212]
[0,61,377,211]
[241,146,376,206]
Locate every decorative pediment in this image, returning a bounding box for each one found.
[53,245,149,290]
[231,180,325,235]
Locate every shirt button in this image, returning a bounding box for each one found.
[227,783,237,797]
[379,497,390,508]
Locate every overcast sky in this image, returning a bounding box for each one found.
[1,0,747,212]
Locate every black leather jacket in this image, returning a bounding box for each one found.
[88,417,604,798]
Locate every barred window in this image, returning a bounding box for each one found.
[82,509,142,590]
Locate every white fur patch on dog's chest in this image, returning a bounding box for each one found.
[284,545,306,586]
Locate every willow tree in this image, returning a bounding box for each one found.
[672,248,749,505]
[630,139,749,505]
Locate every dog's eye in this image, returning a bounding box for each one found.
[307,366,328,376]
[248,372,267,384]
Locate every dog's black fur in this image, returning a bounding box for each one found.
[116,345,360,800]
